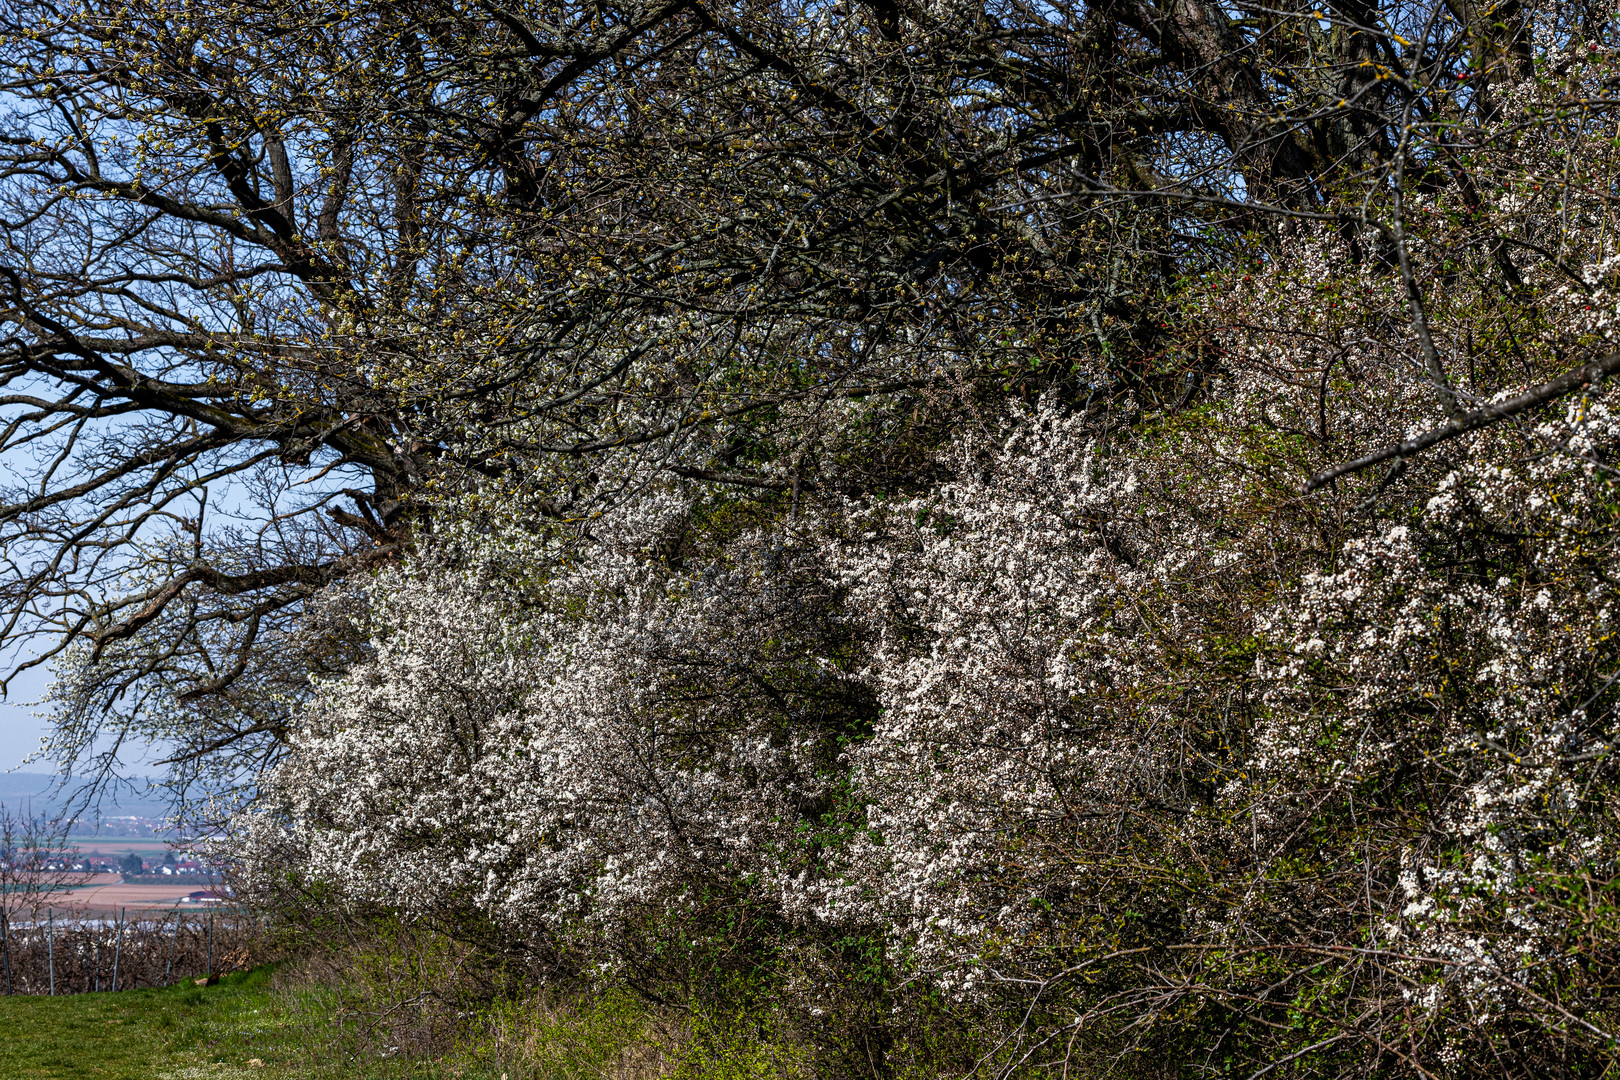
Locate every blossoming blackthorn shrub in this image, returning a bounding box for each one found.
[241,362,1620,1075]
[235,51,1620,1071]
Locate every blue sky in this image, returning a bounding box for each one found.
[0,664,51,771]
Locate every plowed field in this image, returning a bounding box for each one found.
[41,873,205,915]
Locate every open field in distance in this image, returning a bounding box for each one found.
[25,873,221,916]
[66,835,195,856]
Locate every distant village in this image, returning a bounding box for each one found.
[31,849,220,881]
[10,813,224,882]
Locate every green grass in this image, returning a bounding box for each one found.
[0,970,483,1080]
[0,967,809,1080]
[0,970,271,1080]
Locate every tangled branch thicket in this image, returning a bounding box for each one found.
[0,913,254,996]
[7,0,1620,1073]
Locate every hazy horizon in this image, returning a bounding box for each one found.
[0,771,173,818]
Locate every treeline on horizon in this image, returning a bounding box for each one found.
[2,0,1620,1075]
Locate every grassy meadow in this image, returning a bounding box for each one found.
[0,963,779,1080]
[0,970,476,1080]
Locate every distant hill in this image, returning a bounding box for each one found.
[0,772,173,819]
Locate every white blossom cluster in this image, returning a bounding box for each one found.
[1250,394,1620,1011]
[812,404,1216,975]
[239,491,868,969]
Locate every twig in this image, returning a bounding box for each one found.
[1305,351,1620,492]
